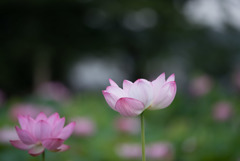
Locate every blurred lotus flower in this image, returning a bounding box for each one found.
[116,143,142,159]
[0,127,18,144]
[189,75,213,97]
[114,117,140,134]
[146,142,174,160]
[213,101,233,121]
[102,73,176,116]
[71,117,96,137]
[10,104,53,121]
[35,81,70,102]
[10,112,75,156]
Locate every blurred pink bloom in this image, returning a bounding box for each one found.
[10,112,75,156]
[71,117,96,137]
[213,101,233,121]
[146,142,174,160]
[35,82,70,102]
[102,73,176,116]
[0,127,18,144]
[10,104,53,121]
[189,75,213,97]
[114,117,140,134]
[116,143,142,159]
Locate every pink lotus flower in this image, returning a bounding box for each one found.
[102,73,176,116]
[10,112,75,156]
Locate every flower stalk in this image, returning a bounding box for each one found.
[141,112,146,161]
[42,150,45,161]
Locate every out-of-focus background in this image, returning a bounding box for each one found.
[0,0,240,160]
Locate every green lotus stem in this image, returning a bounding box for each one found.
[42,150,45,161]
[141,112,146,161]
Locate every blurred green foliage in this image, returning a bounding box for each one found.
[0,86,240,161]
